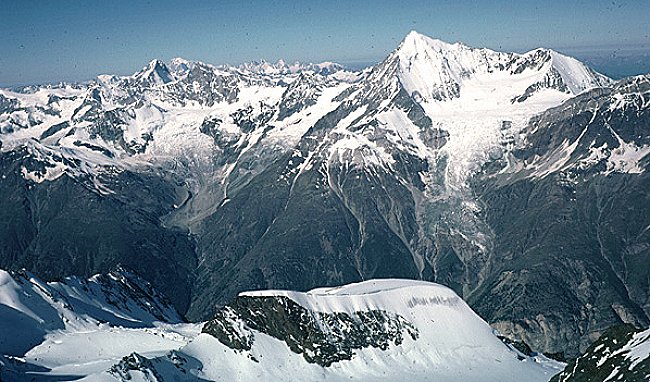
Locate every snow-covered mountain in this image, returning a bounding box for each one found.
[396,31,610,103]
[0,31,608,192]
[0,272,565,381]
[1,30,649,362]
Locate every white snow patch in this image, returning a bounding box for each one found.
[336,105,368,130]
[606,140,650,174]
[267,83,350,146]
[376,108,434,159]
[20,161,66,183]
[621,327,650,369]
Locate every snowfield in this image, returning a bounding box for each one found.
[0,271,563,381]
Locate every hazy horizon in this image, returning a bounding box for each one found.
[1,0,649,87]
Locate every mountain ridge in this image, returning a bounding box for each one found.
[0,31,648,360]
[0,271,566,381]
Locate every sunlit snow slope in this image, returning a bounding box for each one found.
[0,268,199,381]
[0,270,563,381]
[85,280,562,381]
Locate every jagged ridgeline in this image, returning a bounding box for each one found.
[0,31,649,360]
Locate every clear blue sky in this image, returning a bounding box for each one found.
[1,0,649,86]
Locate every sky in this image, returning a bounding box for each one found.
[1,0,649,86]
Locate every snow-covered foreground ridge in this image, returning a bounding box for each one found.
[0,268,198,381]
[0,271,563,381]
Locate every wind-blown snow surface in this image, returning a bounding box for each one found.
[0,269,199,381]
[81,280,562,382]
[0,273,562,381]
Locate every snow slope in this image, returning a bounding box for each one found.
[0,272,563,381]
[83,279,563,382]
[0,268,196,381]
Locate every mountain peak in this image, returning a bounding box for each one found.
[403,30,427,42]
[143,59,169,74]
[389,31,611,103]
[400,31,458,53]
[147,58,165,67]
[135,59,174,84]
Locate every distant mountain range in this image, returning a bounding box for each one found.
[1,31,649,380]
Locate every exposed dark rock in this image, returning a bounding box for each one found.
[109,353,163,381]
[202,295,419,367]
[470,76,650,357]
[0,147,197,314]
[550,324,650,382]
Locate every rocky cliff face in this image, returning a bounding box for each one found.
[469,75,650,356]
[202,295,419,366]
